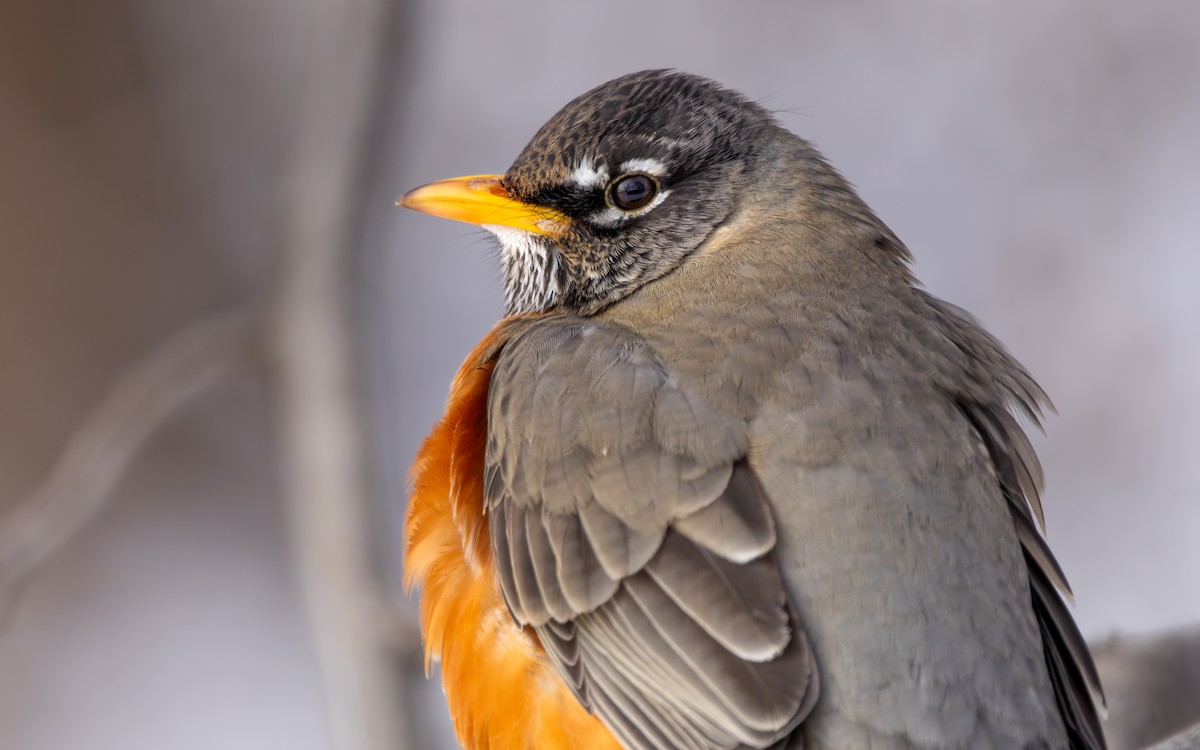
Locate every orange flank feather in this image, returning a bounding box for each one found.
[404,319,622,750]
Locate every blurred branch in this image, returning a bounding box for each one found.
[268,0,408,749]
[1094,625,1200,750]
[0,311,255,621]
[1146,723,1200,750]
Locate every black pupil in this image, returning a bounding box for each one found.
[613,175,655,210]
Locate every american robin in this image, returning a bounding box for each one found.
[400,70,1105,750]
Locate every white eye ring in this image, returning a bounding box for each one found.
[618,157,668,177]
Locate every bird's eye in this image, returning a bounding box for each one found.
[607,173,660,212]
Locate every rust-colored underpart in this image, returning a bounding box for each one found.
[404,320,622,750]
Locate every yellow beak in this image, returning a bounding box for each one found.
[398,174,570,237]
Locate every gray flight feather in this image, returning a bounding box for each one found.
[487,318,817,750]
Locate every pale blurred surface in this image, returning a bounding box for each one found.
[1,1,1198,749]
[1096,627,1200,750]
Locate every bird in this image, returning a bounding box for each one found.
[400,70,1106,750]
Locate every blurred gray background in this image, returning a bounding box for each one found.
[1,1,1197,749]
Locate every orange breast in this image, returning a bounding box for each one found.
[404,320,622,750]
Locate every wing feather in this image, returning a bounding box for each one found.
[961,398,1106,750]
[487,318,817,750]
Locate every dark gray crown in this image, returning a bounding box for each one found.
[505,70,774,204]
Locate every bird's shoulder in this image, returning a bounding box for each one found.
[487,314,750,521]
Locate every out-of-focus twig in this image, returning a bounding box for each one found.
[268,0,407,749]
[1145,722,1200,750]
[1094,625,1200,750]
[0,311,255,621]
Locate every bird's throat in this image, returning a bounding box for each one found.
[486,225,561,316]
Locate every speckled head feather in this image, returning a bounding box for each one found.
[494,70,778,316]
[505,69,773,196]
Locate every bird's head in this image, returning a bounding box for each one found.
[400,70,778,316]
